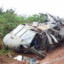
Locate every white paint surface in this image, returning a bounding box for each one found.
[13,55,22,61]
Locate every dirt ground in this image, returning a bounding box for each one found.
[0,54,29,64]
[0,46,64,64]
[40,46,64,64]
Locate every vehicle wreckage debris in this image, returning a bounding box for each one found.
[23,56,39,64]
[13,55,22,61]
[13,55,39,64]
[3,14,64,58]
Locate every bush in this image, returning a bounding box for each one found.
[0,8,46,38]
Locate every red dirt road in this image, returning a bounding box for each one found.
[0,46,64,64]
[40,46,64,64]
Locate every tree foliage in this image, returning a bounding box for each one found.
[0,8,46,37]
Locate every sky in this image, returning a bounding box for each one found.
[0,0,64,17]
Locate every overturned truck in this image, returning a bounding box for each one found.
[3,14,64,58]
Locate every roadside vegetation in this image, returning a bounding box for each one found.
[0,8,46,37]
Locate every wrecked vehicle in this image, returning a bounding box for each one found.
[3,14,64,58]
